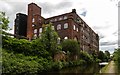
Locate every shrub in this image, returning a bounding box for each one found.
[2,49,41,74]
[52,61,63,70]
[79,51,93,63]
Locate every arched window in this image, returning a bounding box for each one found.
[64,36,68,40]
[32,24,35,27]
[64,16,67,19]
[73,25,76,30]
[33,34,37,39]
[32,18,35,22]
[57,24,61,30]
[34,29,37,33]
[74,37,77,41]
[39,28,42,33]
[52,26,54,30]
[59,17,62,20]
[64,23,68,29]
[76,28,78,32]
[54,18,57,21]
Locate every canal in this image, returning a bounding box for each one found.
[42,63,103,75]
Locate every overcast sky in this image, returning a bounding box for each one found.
[0,0,119,54]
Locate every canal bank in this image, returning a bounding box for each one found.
[100,61,118,74]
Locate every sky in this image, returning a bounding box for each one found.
[0,0,119,54]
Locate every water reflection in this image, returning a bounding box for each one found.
[42,63,101,75]
[59,63,100,74]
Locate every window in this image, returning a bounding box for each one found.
[52,26,54,30]
[59,17,62,20]
[73,25,76,30]
[50,19,53,22]
[64,37,68,39]
[32,24,36,27]
[32,18,35,22]
[54,18,57,21]
[76,28,78,32]
[39,18,41,21]
[57,24,61,30]
[81,27,83,31]
[64,16,67,19]
[74,37,77,41]
[39,28,42,33]
[64,23,68,29]
[33,34,37,39]
[57,37,61,44]
[34,29,37,33]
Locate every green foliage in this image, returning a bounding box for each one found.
[52,61,63,70]
[113,48,120,71]
[105,50,110,61]
[0,11,10,31]
[98,51,108,62]
[62,39,80,55]
[2,49,57,74]
[2,36,33,55]
[79,51,94,63]
[2,49,41,74]
[31,38,50,58]
[41,23,59,56]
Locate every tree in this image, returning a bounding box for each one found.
[105,50,110,61]
[98,51,106,62]
[41,23,59,57]
[62,39,80,60]
[0,11,10,32]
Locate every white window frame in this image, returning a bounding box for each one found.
[64,37,68,40]
[64,23,68,29]
[59,17,62,20]
[50,19,53,22]
[39,28,42,33]
[54,18,57,21]
[34,29,37,33]
[52,26,54,30]
[32,18,35,23]
[57,37,61,44]
[57,24,61,30]
[64,16,67,19]
[73,25,76,30]
[76,28,78,32]
[33,34,37,39]
[32,24,35,27]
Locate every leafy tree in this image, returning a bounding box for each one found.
[79,51,93,63]
[41,23,59,57]
[62,39,80,55]
[98,51,107,62]
[105,50,110,61]
[31,38,50,58]
[62,39,80,60]
[0,11,10,33]
[113,48,120,71]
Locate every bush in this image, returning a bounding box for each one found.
[31,39,50,58]
[2,36,33,55]
[2,49,41,74]
[79,51,93,63]
[52,61,63,70]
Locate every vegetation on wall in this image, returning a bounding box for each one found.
[113,48,120,72]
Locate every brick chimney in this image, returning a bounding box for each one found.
[72,9,76,13]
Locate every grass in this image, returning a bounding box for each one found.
[100,62,110,73]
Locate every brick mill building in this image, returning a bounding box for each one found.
[14,3,99,53]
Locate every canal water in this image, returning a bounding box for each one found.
[42,63,103,75]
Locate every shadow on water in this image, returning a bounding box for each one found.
[40,63,104,75]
